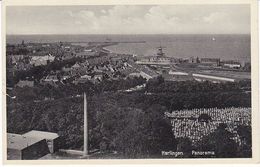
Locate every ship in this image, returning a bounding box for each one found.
[136,46,172,65]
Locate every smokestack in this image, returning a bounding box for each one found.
[83,92,88,156]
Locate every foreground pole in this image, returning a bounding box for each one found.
[83,92,88,156]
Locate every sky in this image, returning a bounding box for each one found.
[6,5,250,35]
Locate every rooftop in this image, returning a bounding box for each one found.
[23,130,59,140]
[7,133,42,150]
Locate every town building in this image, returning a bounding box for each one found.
[93,73,103,82]
[169,70,189,76]
[16,80,34,88]
[129,70,158,81]
[71,62,81,69]
[164,68,191,81]
[7,133,50,160]
[30,54,55,66]
[13,62,33,71]
[73,75,92,84]
[23,130,60,153]
[192,73,235,82]
[200,58,220,66]
[76,51,96,59]
[10,55,28,64]
[41,74,59,87]
[43,75,59,83]
[189,57,200,63]
[222,60,241,69]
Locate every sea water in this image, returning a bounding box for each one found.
[6,34,250,62]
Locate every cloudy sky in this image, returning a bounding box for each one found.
[6,5,250,34]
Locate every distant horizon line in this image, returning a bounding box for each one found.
[6,33,251,36]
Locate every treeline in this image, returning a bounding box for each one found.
[111,91,251,111]
[146,76,251,93]
[9,75,251,110]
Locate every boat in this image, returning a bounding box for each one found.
[136,46,172,65]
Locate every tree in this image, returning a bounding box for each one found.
[176,137,193,158]
[197,123,238,158]
[236,125,252,157]
[198,113,212,123]
[114,105,177,158]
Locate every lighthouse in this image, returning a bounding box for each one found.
[83,92,88,156]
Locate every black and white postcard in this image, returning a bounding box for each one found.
[1,0,259,164]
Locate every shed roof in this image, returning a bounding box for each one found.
[7,133,43,150]
[23,130,59,140]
